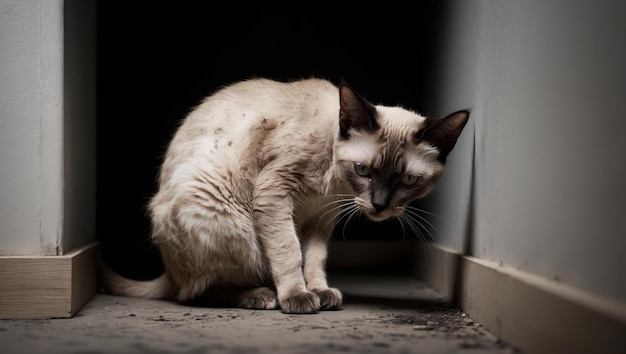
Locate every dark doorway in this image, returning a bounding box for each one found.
[96,3,446,279]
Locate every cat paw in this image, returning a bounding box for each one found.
[279,291,320,314]
[312,288,343,310]
[236,287,278,310]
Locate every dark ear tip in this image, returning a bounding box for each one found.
[446,110,470,128]
[338,83,360,104]
[338,82,354,93]
[448,109,471,118]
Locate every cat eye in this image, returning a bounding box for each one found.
[353,162,371,177]
[401,174,421,186]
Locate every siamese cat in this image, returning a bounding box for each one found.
[100,77,469,314]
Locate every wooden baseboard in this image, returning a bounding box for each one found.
[0,242,98,319]
[416,244,626,354]
[414,243,460,302]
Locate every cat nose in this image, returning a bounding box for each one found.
[372,201,388,213]
[371,188,391,213]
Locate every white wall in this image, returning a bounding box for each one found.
[431,0,626,306]
[0,0,95,255]
[0,1,62,255]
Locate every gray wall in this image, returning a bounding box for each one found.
[62,0,96,254]
[430,0,626,305]
[0,0,95,255]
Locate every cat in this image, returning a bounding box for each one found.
[99,77,469,314]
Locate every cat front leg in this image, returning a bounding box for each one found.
[301,234,343,310]
[253,176,321,314]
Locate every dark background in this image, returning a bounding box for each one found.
[96,3,446,279]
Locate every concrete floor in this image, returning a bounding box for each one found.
[0,272,518,354]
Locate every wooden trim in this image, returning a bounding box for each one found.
[0,242,98,319]
[414,243,460,302]
[416,243,626,354]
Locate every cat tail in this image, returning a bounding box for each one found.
[97,258,177,300]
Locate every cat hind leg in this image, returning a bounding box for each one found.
[235,286,278,310]
[204,286,278,310]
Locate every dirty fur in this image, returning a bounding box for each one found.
[99,77,469,314]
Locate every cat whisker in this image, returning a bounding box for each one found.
[302,194,355,228]
[404,206,441,236]
[406,205,446,222]
[398,208,437,241]
[338,203,362,241]
[401,207,443,254]
[312,198,361,241]
[313,199,355,233]
[398,213,426,241]
[300,194,354,224]
[396,215,407,240]
[396,213,433,254]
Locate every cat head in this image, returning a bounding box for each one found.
[335,83,469,221]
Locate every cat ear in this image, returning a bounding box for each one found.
[338,83,380,139]
[416,110,470,162]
